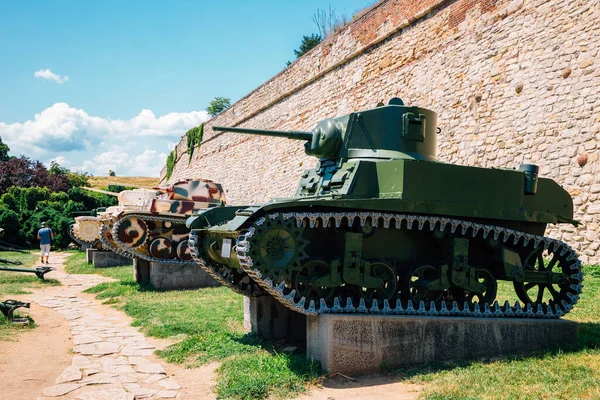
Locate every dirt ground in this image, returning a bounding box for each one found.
[0,298,73,399]
[0,255,421,400]
[297,375,421,400]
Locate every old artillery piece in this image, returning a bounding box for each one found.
[187,97,583,318]
[0,299,30,321]
[0,258,54,280]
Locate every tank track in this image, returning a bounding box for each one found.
[111,213,196,265]
[235,211,583,318]
[68,223,85,246]
[188,230,265,297]
[98,222,134,259]
[69,222,100,247]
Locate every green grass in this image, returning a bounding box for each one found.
[71,254,320,399]
[0,250,60,340]
[406,264,600,400]
[63,250,131,281]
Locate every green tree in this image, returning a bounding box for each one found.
[108,170,116,176]
[287,34,322,66]
[66,171,90,188]
[294,34,322,58]
[48,160,69,176]
[206,97,231,117]
[0,136,10,162]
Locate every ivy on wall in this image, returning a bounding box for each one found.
[186,123,204,164]
[165,147,177,180]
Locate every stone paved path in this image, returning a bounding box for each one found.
[29,253,181,400]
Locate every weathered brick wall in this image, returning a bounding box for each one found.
[163,0,600,263]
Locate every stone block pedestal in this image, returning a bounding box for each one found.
[86,248,97,264]
[91,251,133,268]
[244,295,306,343]
[133,259,220,290]
[307,314,578,375]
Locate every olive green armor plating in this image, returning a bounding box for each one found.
[188,98,583,317]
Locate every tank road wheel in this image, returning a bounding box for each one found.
[176,240,192,261]
[514,248,571,308]
[358,261,397,303]
[249,217,307,278]
[293,260,335,303]
[116,217,148,248]
[455,269,498,305]
[148,237,172,259]
[406,265,443,303]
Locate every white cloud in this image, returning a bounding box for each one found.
[0,103,209,177]
[34,69,69,84]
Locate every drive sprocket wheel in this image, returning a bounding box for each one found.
[248,216,308,278]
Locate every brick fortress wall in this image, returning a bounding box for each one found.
[162,0,600,263]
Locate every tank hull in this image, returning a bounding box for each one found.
[188,159,581,317]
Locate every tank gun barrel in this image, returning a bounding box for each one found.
[213,126,313,141]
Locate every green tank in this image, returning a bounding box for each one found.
[187,98,583,317]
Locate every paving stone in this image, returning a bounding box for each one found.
[55,366,83,384]
[74,342,120,356]
[43,383,82,397]
[83,368,101,376]
[103,364,136,374]
[158,380,181,390]
[131,387,157,399]
[100,356,129,366]
[81,373,118,384]
[73,334,104,345]
[75,388,134,400]
[115,374,139,383]
[156,390,178,398]
[143,374,167,384]
[135,363,166,374]
[120,348,154,357]
[127,356,149,365]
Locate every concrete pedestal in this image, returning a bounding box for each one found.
[91,251,133,268]
[133,259,220,290]
[307,314,578,375]
[86,248,97,264]
[244,296,306,343]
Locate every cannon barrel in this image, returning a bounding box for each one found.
[213,126,313,141]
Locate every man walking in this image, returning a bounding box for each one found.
[37,221,54,264]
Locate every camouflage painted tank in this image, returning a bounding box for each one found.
[187,98,583,318]
[70,189,159,251]
[110,179,226,264]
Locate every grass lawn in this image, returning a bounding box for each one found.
[0,250,61,340]
[404,264,600,400]
[65,251,320,399]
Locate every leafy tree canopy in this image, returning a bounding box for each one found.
[206,97,231,117]
[0,136,10,162]
[294,34,322,58]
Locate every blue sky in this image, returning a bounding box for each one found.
[0,0,371,176]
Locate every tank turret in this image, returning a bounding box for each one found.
[214,98,436,161]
